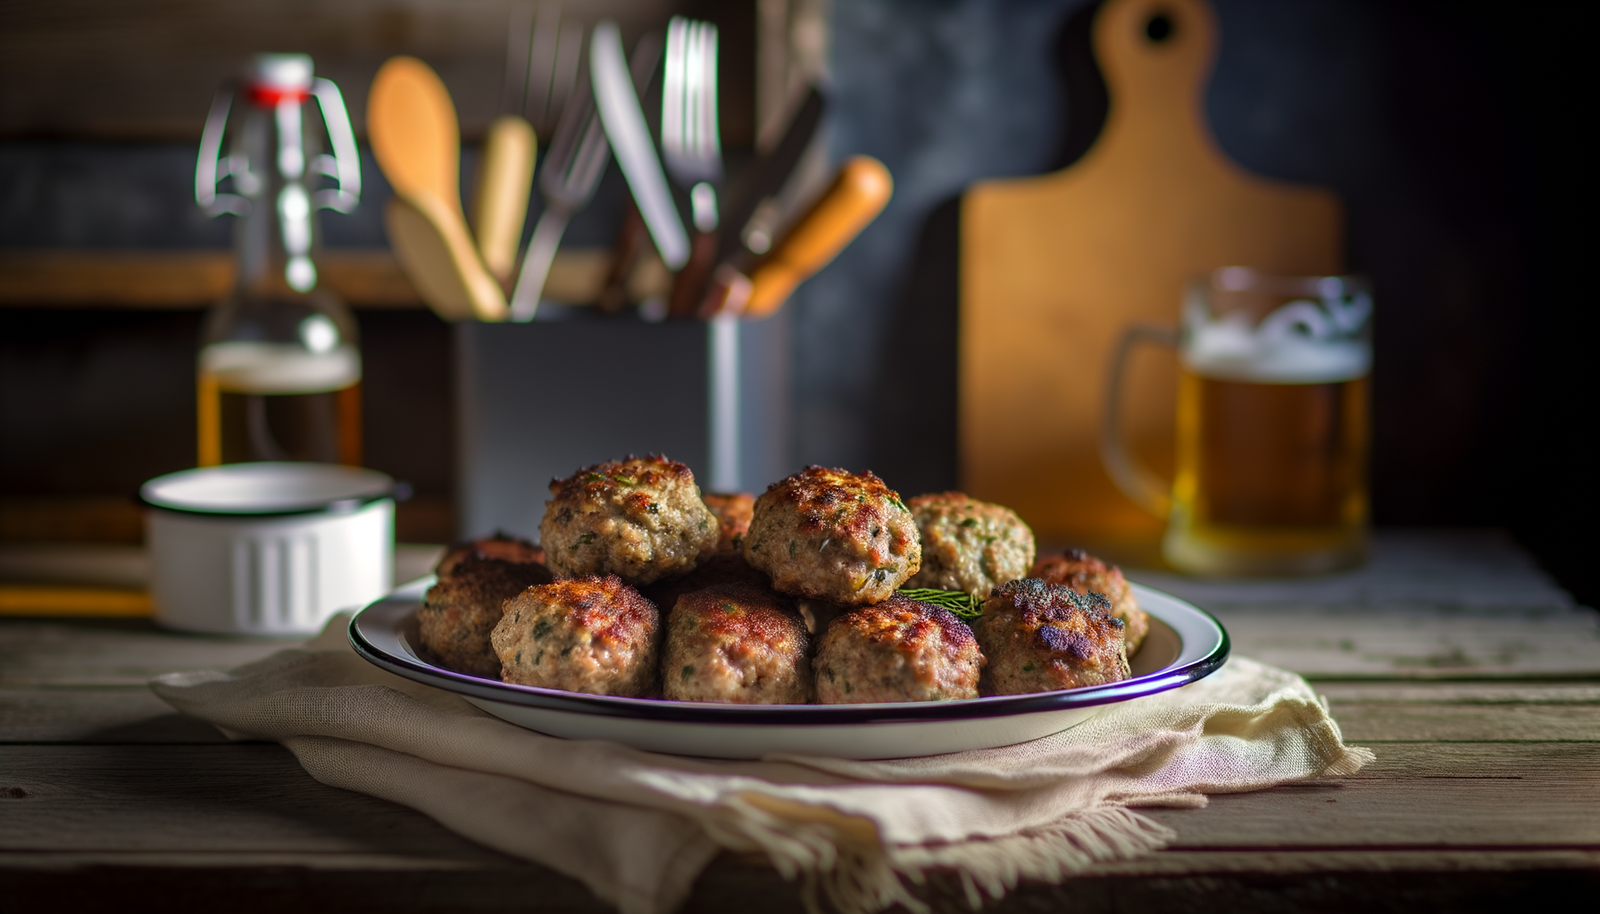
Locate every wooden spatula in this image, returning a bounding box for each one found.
[386,192,507,322]
[471,115,537,285]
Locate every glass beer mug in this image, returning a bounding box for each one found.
[1102,267,1372,575]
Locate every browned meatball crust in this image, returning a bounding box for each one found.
[904,492,1036,600]
[742,466,921,606]
[419,557,554,678]
[492,575,660,696]
[702,491,755,552]
[541,455,719,586]
[813,596,982,703]
[1031,549,1149,657]
[976,578,1130,696]
[642,550,771,619]
[435,531,545,581]
[662,583,812,704]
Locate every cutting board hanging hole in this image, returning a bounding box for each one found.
[1145,13,1175,43]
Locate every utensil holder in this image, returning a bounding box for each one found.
[454,308,791,540]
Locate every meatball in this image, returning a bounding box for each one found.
[813,596,982,703]
[662,582,812,704]
[904,492,1036,600]
[976,578,1130,696]
[492,575,660,697]
[1031,549,1149,657]
[541,455,719,586]
[702,491,755,552]
[642,550,771,620]
[742,465,921,606]
[435,531,545,581]
[419,557,554,678]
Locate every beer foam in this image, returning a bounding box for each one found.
[1184,321,1370,383]
[201,342,360,393]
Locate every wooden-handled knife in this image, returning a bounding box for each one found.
[728,155,892,318]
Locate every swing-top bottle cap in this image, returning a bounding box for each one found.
[248,54,313,107]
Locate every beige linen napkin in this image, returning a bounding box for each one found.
[151,615,1371,914]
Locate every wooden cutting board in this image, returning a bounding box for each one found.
[960,0,1342,540]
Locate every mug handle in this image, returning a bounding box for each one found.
[1100,324,1180,517]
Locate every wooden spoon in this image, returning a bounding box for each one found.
[369,56,506,321]
[367,56,462,211]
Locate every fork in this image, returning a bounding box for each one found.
[523,2,585,141]
[661,16,722,318]
[508,56,610,322]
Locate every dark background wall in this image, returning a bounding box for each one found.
[1,0,1592,601]
[787,0,1591,600]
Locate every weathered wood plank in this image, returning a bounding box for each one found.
[2,849,1596,914]
[1329,702,1600,742]
[0,687,232,744]
[1339,741,1600,779]
[1316,682,1600,704]
[8,847,1595,878]
[1212,607,1600,680]
[0,745,510,860]
[0,620,297,686]
[3,744,1597,856]
[6,680,1597,745]
[1126,529,1577,610]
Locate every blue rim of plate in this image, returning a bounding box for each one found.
[349,580,1230,725]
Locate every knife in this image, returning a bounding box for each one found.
[715,85,826,267]
[706,155,892,319]
[594,31,666,313]
[589,20,689,271]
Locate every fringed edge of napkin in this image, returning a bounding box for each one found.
[1319,744,1376,778]
[700,797,1177,914]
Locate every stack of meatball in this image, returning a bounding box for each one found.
[417,455,1151,705]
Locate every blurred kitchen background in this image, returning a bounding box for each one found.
[1,0,1591,603]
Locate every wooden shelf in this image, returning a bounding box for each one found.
[0,248,664,310]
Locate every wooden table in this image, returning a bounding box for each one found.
[3,531,1598,911]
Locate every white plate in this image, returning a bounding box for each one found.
[349,581,1229,759]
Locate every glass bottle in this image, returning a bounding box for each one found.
[194,53,363,466]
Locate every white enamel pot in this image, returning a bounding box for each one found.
[141,462,397,635]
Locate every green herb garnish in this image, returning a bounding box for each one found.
[897,587,983,620]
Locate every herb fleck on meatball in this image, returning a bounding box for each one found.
[975,578,1130,696]
[541,455,719,586]
[904,492,1035,600]
[492,575,660,696]
[742,465,921,606]
[419,556,553,678]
